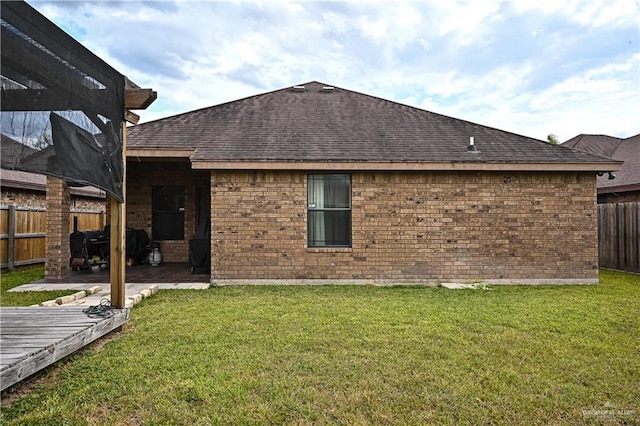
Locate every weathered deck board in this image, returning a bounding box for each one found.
[0,306,130,391]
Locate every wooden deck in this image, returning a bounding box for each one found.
[0,306,130,391]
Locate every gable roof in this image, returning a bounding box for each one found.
[563,133,640,193]
[127,81,621,172]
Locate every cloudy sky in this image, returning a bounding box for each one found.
[31,0,639,142]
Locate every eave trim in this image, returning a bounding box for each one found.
[126,148,194,158]
[597,183,640,194]
[190,160,623,172]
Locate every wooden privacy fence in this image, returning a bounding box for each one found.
[598,202,640,273]
[0,206,105,270]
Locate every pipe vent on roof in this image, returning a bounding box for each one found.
[292,85,306,92]
[467,136,479,153]
[321,86,335,93]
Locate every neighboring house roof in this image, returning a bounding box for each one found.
[563,133,640,194]
[127,81,621,172]
[1,134,36,167]
[0,169,106,199]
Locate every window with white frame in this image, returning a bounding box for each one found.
[307,174,351,247]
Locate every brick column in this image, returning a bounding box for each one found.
[46,177,70,279]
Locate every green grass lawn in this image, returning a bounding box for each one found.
[0,267,75,306]
[1,270,638,425]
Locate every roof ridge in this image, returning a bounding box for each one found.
[131,81,341,128]
[311,82,559,147]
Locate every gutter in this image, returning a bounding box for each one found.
[124,148,622,173]
[189,160,623,173]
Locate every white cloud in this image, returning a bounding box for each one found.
[320,11,351,35]
[358,15,388,44]
[512,0,639,27]
[27,0,640,140]
[531,54,638,111]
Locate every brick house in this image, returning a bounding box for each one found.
[126,82,621,285]
[563,133,639,204]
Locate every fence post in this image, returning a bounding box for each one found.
[7,205,16,271]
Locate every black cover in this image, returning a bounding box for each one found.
[80,226,149,265]
[69,231,90,271]
[0,1,125,201]
[84,229,109,262]
[189,220,210,274]
[126,229,150,265]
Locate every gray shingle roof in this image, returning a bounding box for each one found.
[1,134,36,168]
[128,81,618,166]
[563,133,640,191]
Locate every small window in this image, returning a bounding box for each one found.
[152,186,185,240]
[308,174,351,247]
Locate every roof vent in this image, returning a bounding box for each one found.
[467,136,479,153]
[321,86,335,93]
[292,85,306,92]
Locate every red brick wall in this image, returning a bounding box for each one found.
[45,177,70,279]
[71,196,106,212]
[1,188,104,212]
[126,161,209,262]
[1,188,45,208]
[211,171,598,284]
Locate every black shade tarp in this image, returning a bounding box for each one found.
[12,113,123,195]
[0,1,125,201]
[189,220,211,273]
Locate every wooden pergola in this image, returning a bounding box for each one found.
[109,79,156,308]
[1,1,156,307]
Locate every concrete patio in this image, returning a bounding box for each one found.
[8,262,210,307]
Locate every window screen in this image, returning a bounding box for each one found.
[308,174,351,247]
